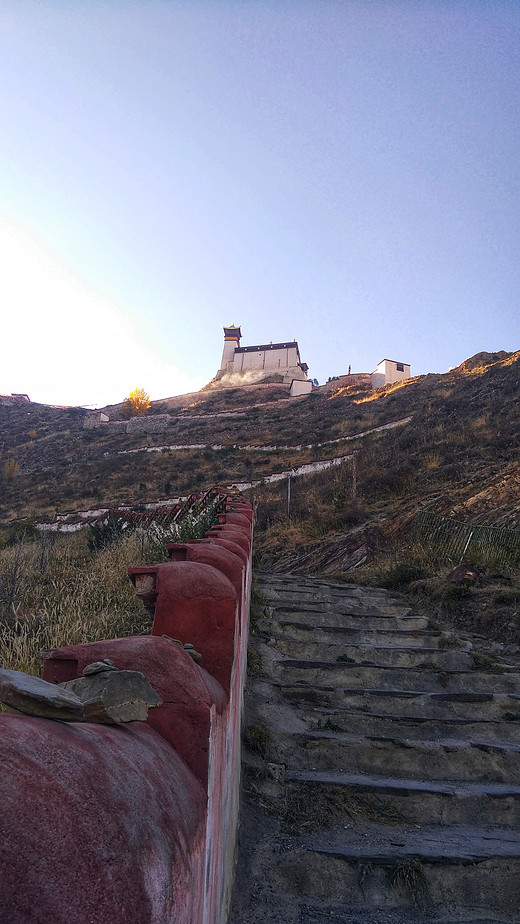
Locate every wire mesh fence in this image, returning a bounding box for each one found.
[413,510,520,570]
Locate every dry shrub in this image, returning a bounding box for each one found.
[281,784,401,834]
[389,858,430,910]
[243,723,270,757]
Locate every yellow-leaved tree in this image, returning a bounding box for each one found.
[123,387,151,418]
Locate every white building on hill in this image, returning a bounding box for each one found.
[370,358,411,389]
[216,325,310,390]
[213,325,410,393]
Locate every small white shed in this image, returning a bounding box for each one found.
[371,359,410,389]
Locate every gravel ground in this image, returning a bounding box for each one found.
[299,912,502,924]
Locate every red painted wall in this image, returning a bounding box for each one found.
[0,716,207,924]
[0,493,253,924]
[43,634,227,784]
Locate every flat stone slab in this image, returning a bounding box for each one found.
[285,768,520,799]
[275,660,520,694]
[301,822,520,862]
[297,708,520,743]
[274,640,472,671]
[0,663,161,725]
[0,668,84,721]
[278,621,442,641]
[61,666,161,724]
[300,729,520,753]
[299,911,500,924]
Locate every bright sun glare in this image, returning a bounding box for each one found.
[0,216,202,407]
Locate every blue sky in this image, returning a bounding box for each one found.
[0,1,518,407]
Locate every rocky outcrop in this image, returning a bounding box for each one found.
[258,524,387,575]
[455,350,511,373]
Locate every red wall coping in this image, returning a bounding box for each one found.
[192,535,249,566]
[226,501,254,524]
[0,715,206,924]
[42,635,227,783]
[206,525,251,554]
[128,560,238,694]
[217,511,252,531]
[166,542,245,598]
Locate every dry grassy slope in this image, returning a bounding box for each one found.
[248,350,520,649]
[254,350,519,527]
[0,352,518,537]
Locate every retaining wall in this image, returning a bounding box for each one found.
[0,493,253,924]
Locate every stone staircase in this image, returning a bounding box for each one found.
[229,572,520,924]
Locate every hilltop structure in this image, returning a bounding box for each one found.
[208,324,411,393]
[217,324,309,384]
[319,358,411,394]
[370,357,411,388]
[214,325,311,393]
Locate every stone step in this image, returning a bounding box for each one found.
[269,609,430,631]
[256,573,366,590]
[275,823,520,917]
[273,659,520,694]
[275,730,520,783]
[256,574,376,596]
[257,576,416,609]
[267,599,416,618]
[261,588,369,605]
[284,768,520,826]
[273,620,445,649]
[236,572,520,924]
[298,707,520,744]
[299,911,502,924]
[256,576,407,609]
[275,684,520,722]
[271,638,473,671]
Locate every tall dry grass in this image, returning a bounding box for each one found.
[0,531,152,677]
[0,497,221,678]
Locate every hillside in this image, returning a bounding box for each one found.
[1,349,519,647]
[1,350,518,527]
[254,350,520,555]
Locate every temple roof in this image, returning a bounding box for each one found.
[223,325,242,340]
